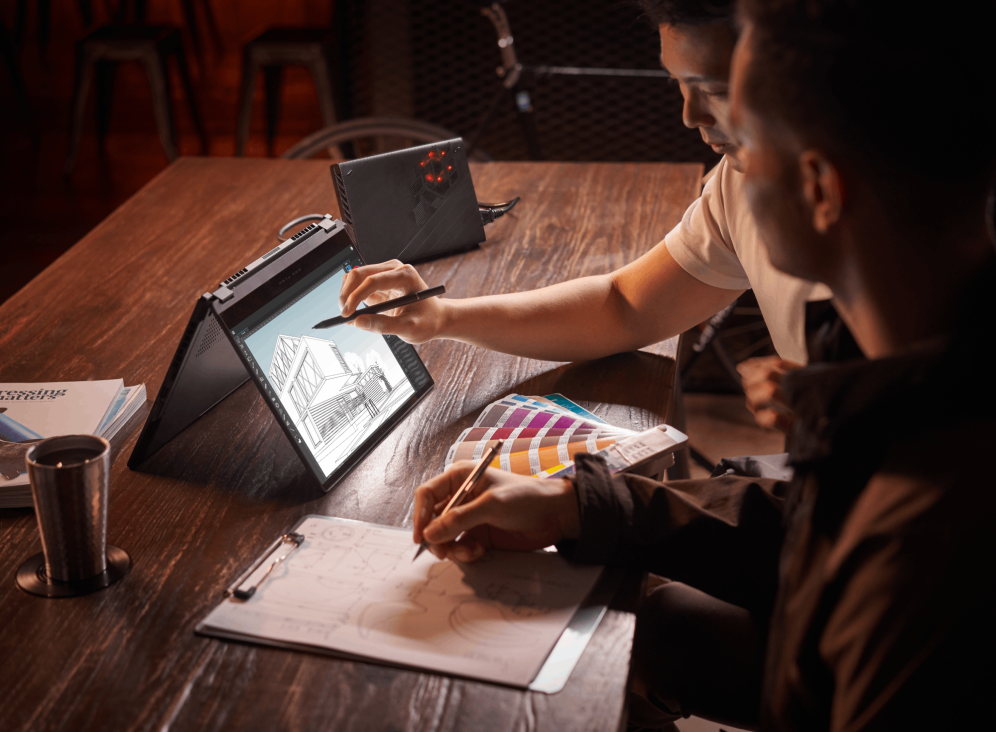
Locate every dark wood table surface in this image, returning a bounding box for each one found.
[0,157,701,731]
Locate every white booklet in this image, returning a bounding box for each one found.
[198,516,607,691]
[0,380,146,508]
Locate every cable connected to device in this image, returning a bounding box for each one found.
[478,197,521,225]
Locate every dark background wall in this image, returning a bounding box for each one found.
[346,0,715,163]
[0,0,718,305]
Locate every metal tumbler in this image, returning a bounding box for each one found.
[16,434,130,597]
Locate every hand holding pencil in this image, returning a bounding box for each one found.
[412,457,580,563]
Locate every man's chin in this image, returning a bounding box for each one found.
[722,148,745,173]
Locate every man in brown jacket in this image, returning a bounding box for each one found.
[413,0,996,729]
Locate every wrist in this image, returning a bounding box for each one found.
[556,478,581,540]
[434,297,460,341]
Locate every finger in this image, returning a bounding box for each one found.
[751,408,781,430]
[746,387,792,420]
[432,527,492,563]
[423,490,502,545]
[744,380,783,414]
[736,357,766,379]
[342,265,425,316]
[412,462,478,543]
[413,492,435,544]
[449,534,486,562]
[747,398,790,421]
[360,291,397,307]
[339,261,403,308]
[738,363,782,390]
[752,407,794,433]
[753,408,794,434]
[352,312,404,333]
[352,313,422,342]
[737,357,803,381]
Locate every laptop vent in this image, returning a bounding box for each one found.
[195,315,224,358]
[291,223,317,241]
[221,268,249,287]
[333,168,353,227]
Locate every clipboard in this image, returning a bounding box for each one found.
[196,515,612,693]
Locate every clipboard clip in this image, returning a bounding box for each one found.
[226,532,305,601]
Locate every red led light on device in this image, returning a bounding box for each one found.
[426,174,433,181]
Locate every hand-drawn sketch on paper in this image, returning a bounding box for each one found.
[198,516,603,687]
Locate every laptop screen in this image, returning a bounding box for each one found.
[220,231,433,488]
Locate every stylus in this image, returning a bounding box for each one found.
[313,285,447,329]
[412,440,505,562]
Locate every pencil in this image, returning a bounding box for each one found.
[314,285,446,329]
[413,440,504,562]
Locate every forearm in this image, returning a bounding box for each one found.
[436,275,654,362]
[433,244,742,362]
[343,244,742,362]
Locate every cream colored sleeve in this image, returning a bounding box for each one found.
[664,158,752,290]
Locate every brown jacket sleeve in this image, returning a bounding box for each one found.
[557,452,788,615]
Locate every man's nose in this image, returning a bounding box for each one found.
[682,90,715,130]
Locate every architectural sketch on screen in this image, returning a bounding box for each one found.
[268,334,414,471]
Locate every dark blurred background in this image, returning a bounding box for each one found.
[0,0,721,306]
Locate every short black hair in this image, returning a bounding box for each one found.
[635,0,735,27]
[739,0,996,205]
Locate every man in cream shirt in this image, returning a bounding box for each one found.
[336,0,830,432]
[667,153,832,365]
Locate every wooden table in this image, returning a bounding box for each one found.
[0,158,701,731]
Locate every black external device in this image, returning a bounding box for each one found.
[330,137,487,264]
[128,216,434,492]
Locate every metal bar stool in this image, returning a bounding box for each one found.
[64,24,207,177]
[235,28,339,157]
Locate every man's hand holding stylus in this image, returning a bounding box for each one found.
[413,462,580,562]
[338,260,446,343]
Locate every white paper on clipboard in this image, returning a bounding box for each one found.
[197,515,608,692]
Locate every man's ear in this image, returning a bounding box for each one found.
[799,150,844,233]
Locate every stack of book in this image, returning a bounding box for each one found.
[446,393,686,479]
[0,380,146,509]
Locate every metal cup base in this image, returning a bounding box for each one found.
[16,545,131,598]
